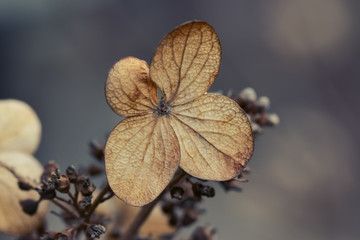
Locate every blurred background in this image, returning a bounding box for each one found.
[1,0,360,239]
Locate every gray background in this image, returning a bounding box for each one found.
[1,0,360,239]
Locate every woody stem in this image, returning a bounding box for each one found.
[122,169,186,240]
[85,183,112,222]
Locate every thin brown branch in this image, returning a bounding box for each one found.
[52,198,79,219]
[122,169,187,240]
[68,190,81,214]
[85,183,112,222]
[55,195,71,204]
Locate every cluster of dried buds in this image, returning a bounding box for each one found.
[15,156,112,240]
[11,87,277,240]
[226,87,279,135]
[142,168,250,240]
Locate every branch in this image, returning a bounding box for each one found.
[52,198,79,219]
[85,183,112,222]
[122,169,186,240]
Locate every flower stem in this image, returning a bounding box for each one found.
[85,182,112,222]
[52,198,79,219]
[122,169,186,240]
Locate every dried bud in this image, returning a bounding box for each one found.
[86,224,106,239]
[65,165,78,183]
[41,161,59,183]
[87,164,103,176]
[40,188,57,200]
[89,140,105,161]
[56,175,70,193]
[76,175,96,196]
[54,231,70,240]
[191,226,217,240]
[38,179,56,200]
[161,202,175,214]
[266,113,280,126]
[20,199,39,216]
[170,186,184,200]
[18,180,33,191]
[238,87,257,102]
[182,207,198,226]
[79,195,92,212]
[257,96,270,110]
[192,183,215,199]
[251,121,262,134]
[254,113,268,126]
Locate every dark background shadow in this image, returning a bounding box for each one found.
[1,0,360,239]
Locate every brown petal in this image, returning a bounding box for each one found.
[0,99,41,154]
[170,94,254,181]
[105,114,180,206]
[105,57,159,117]
[0,151,48,236]
[150,21,221,106]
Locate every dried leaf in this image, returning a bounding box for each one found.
[0,99,41,154]
[150,21,221,105]
[105,57,159,117]
[105,114,180,206]
[170,94,253,180]
[0,151,48,236]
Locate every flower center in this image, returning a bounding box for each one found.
[155,100,171,116]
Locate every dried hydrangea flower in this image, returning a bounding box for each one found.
[0,99,48,236]
[105,21,254,206]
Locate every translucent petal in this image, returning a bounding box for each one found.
[105,114,180,206]
[170,94,254,180]
[0,151,48,236]
[150,21,221,105]
[0,99,41,154]
[105,57,159,117]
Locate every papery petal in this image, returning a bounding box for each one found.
[0,151,48,236]
[105,114,180,206]
[150,21,221,105]
[170,94,254,180]
[0,99,41,154]
[105,57,159,117]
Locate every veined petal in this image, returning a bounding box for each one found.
[105,114,180,206]
[0,99,41,154]
[105,57,159,117]
[0,151,48,236]
[150,21,221,106]
[170,94,254,181]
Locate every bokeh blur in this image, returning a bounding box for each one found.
[1,0,360,239]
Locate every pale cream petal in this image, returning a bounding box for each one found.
[105,57,159,117]
[0,151,48,236]
[170,94,254,181]
[0,99,41,154]
[105,114,180,206]
[150,21,221,105]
